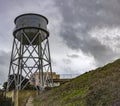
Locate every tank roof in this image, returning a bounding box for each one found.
[14,13,49,24]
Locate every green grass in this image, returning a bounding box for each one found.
[34,59,120,106]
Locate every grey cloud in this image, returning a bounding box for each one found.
[55,0,120,66]
[61,66,79,75]
[67,54,79,58]
[0,50,10,83]
[51,59,57,66]
[0,51,10,65]
[62,58,72,64]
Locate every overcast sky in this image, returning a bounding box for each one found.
[0,0,120,86]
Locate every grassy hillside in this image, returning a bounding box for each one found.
[34,59,120,106]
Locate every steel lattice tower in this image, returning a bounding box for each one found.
[7,13,53,91]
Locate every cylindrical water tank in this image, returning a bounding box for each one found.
[13,13,49,45]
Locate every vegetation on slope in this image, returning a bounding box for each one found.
[34,59,120,106]
[0,90,14,106]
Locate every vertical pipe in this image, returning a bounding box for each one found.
[38,41,40,91]
[38,31,44,91]
[47,39,53,87]
[17,33,22,90]
[19,32,24,90]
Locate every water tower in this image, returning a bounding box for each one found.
[7,13,53,91]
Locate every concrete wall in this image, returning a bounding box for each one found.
[6,90,37,106]
[6,90,18,106]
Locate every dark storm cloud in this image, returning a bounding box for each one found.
[54,0,120,65]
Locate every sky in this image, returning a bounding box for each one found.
[0,0,120,86]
